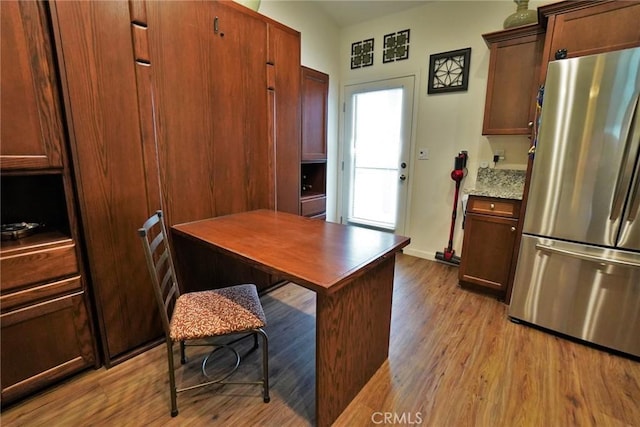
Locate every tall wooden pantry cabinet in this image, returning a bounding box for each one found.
[1,0,98,404]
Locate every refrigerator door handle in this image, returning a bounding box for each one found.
[610,94,640,221]
[626,160,640,223]
[535,243,640,268]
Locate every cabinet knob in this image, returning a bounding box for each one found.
[490,203,495,209]
[555,49,568,60]
[511,227,516,232]
[528,121,534,128]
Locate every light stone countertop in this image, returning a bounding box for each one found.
[463,168,526,200]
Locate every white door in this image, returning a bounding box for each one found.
[342,76,414,233]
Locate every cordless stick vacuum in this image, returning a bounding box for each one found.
[435,151,468,266]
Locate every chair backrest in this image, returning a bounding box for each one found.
[138,210,180,336]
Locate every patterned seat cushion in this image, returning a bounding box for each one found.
[169,283,266,341]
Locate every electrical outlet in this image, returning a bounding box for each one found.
[418,148,429,160]
[495,149,505,160]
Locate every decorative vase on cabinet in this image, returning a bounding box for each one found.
[503,0,538,29]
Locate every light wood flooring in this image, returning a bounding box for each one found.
[2,254,639,426]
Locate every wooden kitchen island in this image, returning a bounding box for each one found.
[171,209,410,426]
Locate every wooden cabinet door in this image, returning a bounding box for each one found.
[147,0,270,227]
[482,25,544,135]
[301,67,329,161]
[541,1,640,78]
[52,0,162,363]
[0,1,64,170]
[268,23,301,215]
[459,213,518,294]
[1,291,95,404]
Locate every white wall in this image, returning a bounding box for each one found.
[259,0,342,221]
[260,0,550,260]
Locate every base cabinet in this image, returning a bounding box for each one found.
[459,196,521,298]
[0,290,95,404]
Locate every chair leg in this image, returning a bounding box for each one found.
[180,341,187,364]
[252,332,259,351]
[166,340,179,416]
[257,328,270,403]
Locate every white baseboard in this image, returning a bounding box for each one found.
[401,247,436,260]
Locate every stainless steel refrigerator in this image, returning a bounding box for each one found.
[509,46,640,358]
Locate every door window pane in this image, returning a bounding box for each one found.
[349,88,403,229]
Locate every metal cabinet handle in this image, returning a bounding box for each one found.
[511,227,516,232]
[490,203,495,209]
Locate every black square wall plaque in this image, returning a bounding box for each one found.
[351,38,374,69]
[383,29,410,63]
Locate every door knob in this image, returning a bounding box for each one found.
[400,162,407,169]
[399,174,406,181]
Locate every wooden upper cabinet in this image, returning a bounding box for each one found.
[301,67,329,161]
[539,1,640,79]
[482,24,545,135]
[1,1,64,170]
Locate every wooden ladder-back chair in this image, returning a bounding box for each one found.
[138,210,269,416]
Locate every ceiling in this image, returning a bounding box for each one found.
[311,1,430,27]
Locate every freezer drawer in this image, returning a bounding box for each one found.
[509,235,640,357]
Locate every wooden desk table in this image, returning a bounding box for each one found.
[171,209,410,426]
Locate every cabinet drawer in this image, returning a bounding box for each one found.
[0,276,82,313]
[301,195,326,217]
[468,197,520,218]
[0,242,78,292]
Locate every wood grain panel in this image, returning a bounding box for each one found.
[0,276,82,313]
[128,0,147,25]
[545,1,640,61]
[468,196,520,218]
[146,0,270,227]
[459,212,518,293]
[300,195,326,217]
[482,25,544,135]
[171,210,410,294]
[0,242,78,292]
[52,0,161,362]
[131,24,150,63]
[132,62,161,216]
[301,67,328,161]
[316,255,395,427]
[171,232,275,293]
[1,292,95,404]
[269,24,301,215]
[0,0,64,170]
